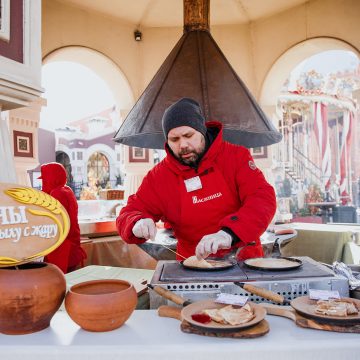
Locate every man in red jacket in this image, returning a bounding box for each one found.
[117,98,276,261]
[39,162,86,273]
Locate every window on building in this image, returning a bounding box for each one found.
[87,152,110,187]
[77,152,83,160]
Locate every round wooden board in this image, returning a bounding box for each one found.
[291,296,360,324]
[180,319,270,338]
[181,299,266,331]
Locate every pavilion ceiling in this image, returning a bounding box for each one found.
[57,0,308,28]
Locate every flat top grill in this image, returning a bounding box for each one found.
[156,257,334,283]
[237,259,332,281]
[161,261,247,282]
[149,257,349,308]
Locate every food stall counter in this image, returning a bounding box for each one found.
[0,309,359,360]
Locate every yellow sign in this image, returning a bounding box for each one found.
[0,183,70,267]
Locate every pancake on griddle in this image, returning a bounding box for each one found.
[183,255,213,268]
[246,258,298,269]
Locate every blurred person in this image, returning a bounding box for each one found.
[39,162,86,273]
[117,98,276,261]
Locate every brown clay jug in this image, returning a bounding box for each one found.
[0,262,66,334]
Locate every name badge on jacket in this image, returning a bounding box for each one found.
[184,176,202,192]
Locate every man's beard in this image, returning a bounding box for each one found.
[177,148,205,167]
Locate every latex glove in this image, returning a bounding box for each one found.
[132,218,157,240]
[195,230,232,259]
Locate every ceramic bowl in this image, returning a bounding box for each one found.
[65,279,137,332]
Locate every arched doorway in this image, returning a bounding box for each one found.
[87,151,110,188]
[40,46,135,198]
[260,38,360,222]
[42,46,134,114]
[56,151,73,183]
[260,38,359,107]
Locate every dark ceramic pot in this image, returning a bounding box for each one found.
[0,262,66,335]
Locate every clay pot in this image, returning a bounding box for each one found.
[65,279,137,332]
[0,262,66,335]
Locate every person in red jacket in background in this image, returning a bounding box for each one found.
[117,98,276,261]
[39,162,86,273]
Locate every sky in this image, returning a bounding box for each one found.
[296,50,359,74]
[39,61,115,131]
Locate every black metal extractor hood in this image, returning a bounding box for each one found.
[114,0,282,149]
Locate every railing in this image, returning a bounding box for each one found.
[273,140,322,187]
[292,147,322,185]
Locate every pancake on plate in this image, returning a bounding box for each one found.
[315,299,359,317]
[203,304,255,325]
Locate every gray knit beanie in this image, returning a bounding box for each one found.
[162,98,207,139]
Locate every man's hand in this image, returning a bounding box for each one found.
[195,230,232,259]
[132,218,157,240]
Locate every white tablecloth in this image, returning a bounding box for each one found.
[1,310,359,360]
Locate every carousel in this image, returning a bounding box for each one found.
[273,67,360,222]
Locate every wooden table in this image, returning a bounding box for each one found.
[65,265,155,309]
[307,202,338,223]
[281,223,357,264]
[80,236,157,270]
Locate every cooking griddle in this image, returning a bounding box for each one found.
[239,258,333,281]
[160,262,247,282]
[244,257,302,271]
[150,257,350,309]
[159,257,334,282]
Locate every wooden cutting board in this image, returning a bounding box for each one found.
[158,305,269,338]
[133,279,149,296]
[262,303,360,333]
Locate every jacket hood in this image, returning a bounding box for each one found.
[40,162,67,194]
[164,121,223,176]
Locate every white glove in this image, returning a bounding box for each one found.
[195,230,232,259]
[132,218,157,240]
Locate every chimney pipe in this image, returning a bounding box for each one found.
[184,0,210,32]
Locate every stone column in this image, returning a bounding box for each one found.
[122,145,154,200]
[260,104,279,185]
[8,98,46,185]
[0,104,18,183]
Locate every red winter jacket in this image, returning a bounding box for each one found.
[117,122,276,260]
[40,163,86,273]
